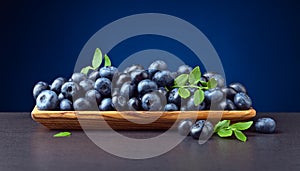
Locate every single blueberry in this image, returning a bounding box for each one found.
[73,98,93,111]
[112,95,128,111]
[152,70,174,87]
[99,66,118,80]
[60,99,73,111]
[61,82,81,101]
[234,92,252,110]
[36,90,59,110]
[94,77,112,97]
[99,98,114,111]
[141,92,164,111]
[120,81,137,99]
[177,119,193,136]
[130,70,149,84]
[221,87,237,101]
[255,118,276,133]
[148,60,167,70]
[128,97,141,111]
[85,89,102,105]
[137,79,158,95]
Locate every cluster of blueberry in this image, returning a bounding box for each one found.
[33,60,252,112]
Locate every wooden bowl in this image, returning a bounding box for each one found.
[31,106,256,130]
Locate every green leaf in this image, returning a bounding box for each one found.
[217,128,233,137]
[178,87,190,99]
[189,66,201,85]
[194,89,204,106]
[207,78,217,89]
[230,121,253,131]
[80,66,93,75]
[104,54,112,67]
[53,132,71,138]
[92,48,102,69]
[174,74,189,86]
[233,130,247,142]
[214,120,230,133]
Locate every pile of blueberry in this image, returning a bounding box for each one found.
[33,60,252,112]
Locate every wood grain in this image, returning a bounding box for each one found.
[31,106,256,130]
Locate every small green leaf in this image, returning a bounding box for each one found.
[174,74,189,86]
[217,128,232,137]
[189,66,201,85]
[80,66,93,75]
[53,132,71,138]
[104,54,112,67]
[194,89,204,106]
[233,130,247,142]
[178,87,190,99]
[207,78,217,89]
[92,48,102,69]
[214,120,230,133]
[230,121,253,131]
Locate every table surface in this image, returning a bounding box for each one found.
[0,112,299,171]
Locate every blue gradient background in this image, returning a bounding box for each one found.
[1,0,299,112]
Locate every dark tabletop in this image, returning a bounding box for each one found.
[0,112,299,171]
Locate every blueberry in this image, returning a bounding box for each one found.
[148,60,167,70]
[190,120,205,139]
[94,78,112,97]
[157,87,168,97]
[99,66,118,80]
[112,95,128,111]
[88,71,101,81]
[85,89,102,105]
[190,120,214,140]
[152,70,174,87]
[255,118,276,133]
[50,77,66,94]
[36,90,59,110]
[141,92,164,111]
[130,70,149,84]
[167,88,181,107]
[124,64,144,74]
[71,73,87,83]
[73,98,93,111]
[229,82,247,93]
[145,69,159,80]
[60,99,73,111]
[177,119,193,136]
[164,103,178,111]
[234,92,252,110]
[221,87,237,101]
[33,81,50,99]
[120,81,137,99]
[99,98,114,111]
[177,65,192,75]
[61,82,81,101]
[128,97,141,111]
[79,79,94,92]
[137,79,158,95]
[204,88,225,105]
